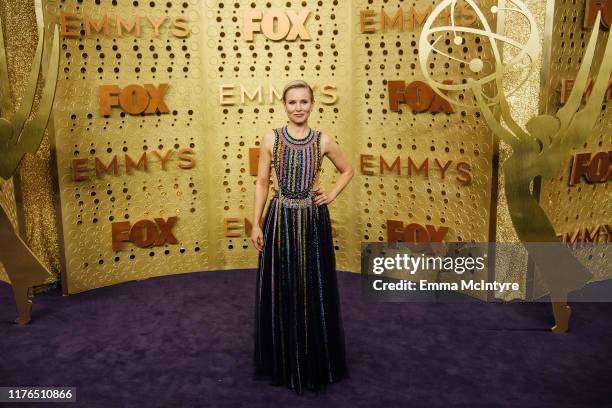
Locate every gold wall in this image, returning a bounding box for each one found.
[0,0,59,285]
[207,0,357,271]
[352,0,497,294]
[535,0,611,297]
[8,0,605,296]
[52,0,210,293]
[49,0,498,294]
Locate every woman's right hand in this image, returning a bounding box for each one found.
[251,225,264,252]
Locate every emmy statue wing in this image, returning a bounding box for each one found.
[0,9,12,115]
[9,0,47,142]
[555,11,602,132]
[20,24,60,153]
[562,21,612,146]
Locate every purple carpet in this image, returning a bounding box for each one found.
[1,270,610,407]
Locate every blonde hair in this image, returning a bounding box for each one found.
[282,80,314,103]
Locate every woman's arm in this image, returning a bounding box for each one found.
[251,130,275,251]
[313,132,354,205]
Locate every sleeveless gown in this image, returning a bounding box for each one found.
[254,126,347,394]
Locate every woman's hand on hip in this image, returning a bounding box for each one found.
[251,225,264,252]
[313,189,336,205]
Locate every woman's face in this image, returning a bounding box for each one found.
[284,87,313,124]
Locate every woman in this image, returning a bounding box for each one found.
[251,80,354,393]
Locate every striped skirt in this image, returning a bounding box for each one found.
[254,196,347,394]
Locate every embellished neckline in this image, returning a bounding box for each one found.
[282,126,314,145]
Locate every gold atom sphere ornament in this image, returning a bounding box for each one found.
[418,0,540,108]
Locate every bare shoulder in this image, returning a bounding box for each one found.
[261,129,276,150]
[319,131,338,154]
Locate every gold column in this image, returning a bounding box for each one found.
[493,0,549,300]
[0,0,60,285]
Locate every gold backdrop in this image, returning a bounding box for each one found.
[535,0,611,297]
[207,0,357,271]
[49,0,497,294]
[352,0,497,298]
[51,0,210,293]
[1,0,608,295]
[0,0,59,285]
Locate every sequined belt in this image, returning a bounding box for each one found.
[273,190,316,209]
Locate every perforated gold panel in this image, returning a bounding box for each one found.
[354,0,496,244]
[208,0,497,279]
[51,0,501,294]
[206,0,359,272]
[536,0,610,296]
[52,0,209,293]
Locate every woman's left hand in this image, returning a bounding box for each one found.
[313,189,336,205]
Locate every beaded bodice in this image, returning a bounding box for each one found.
[272,126,322,200]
